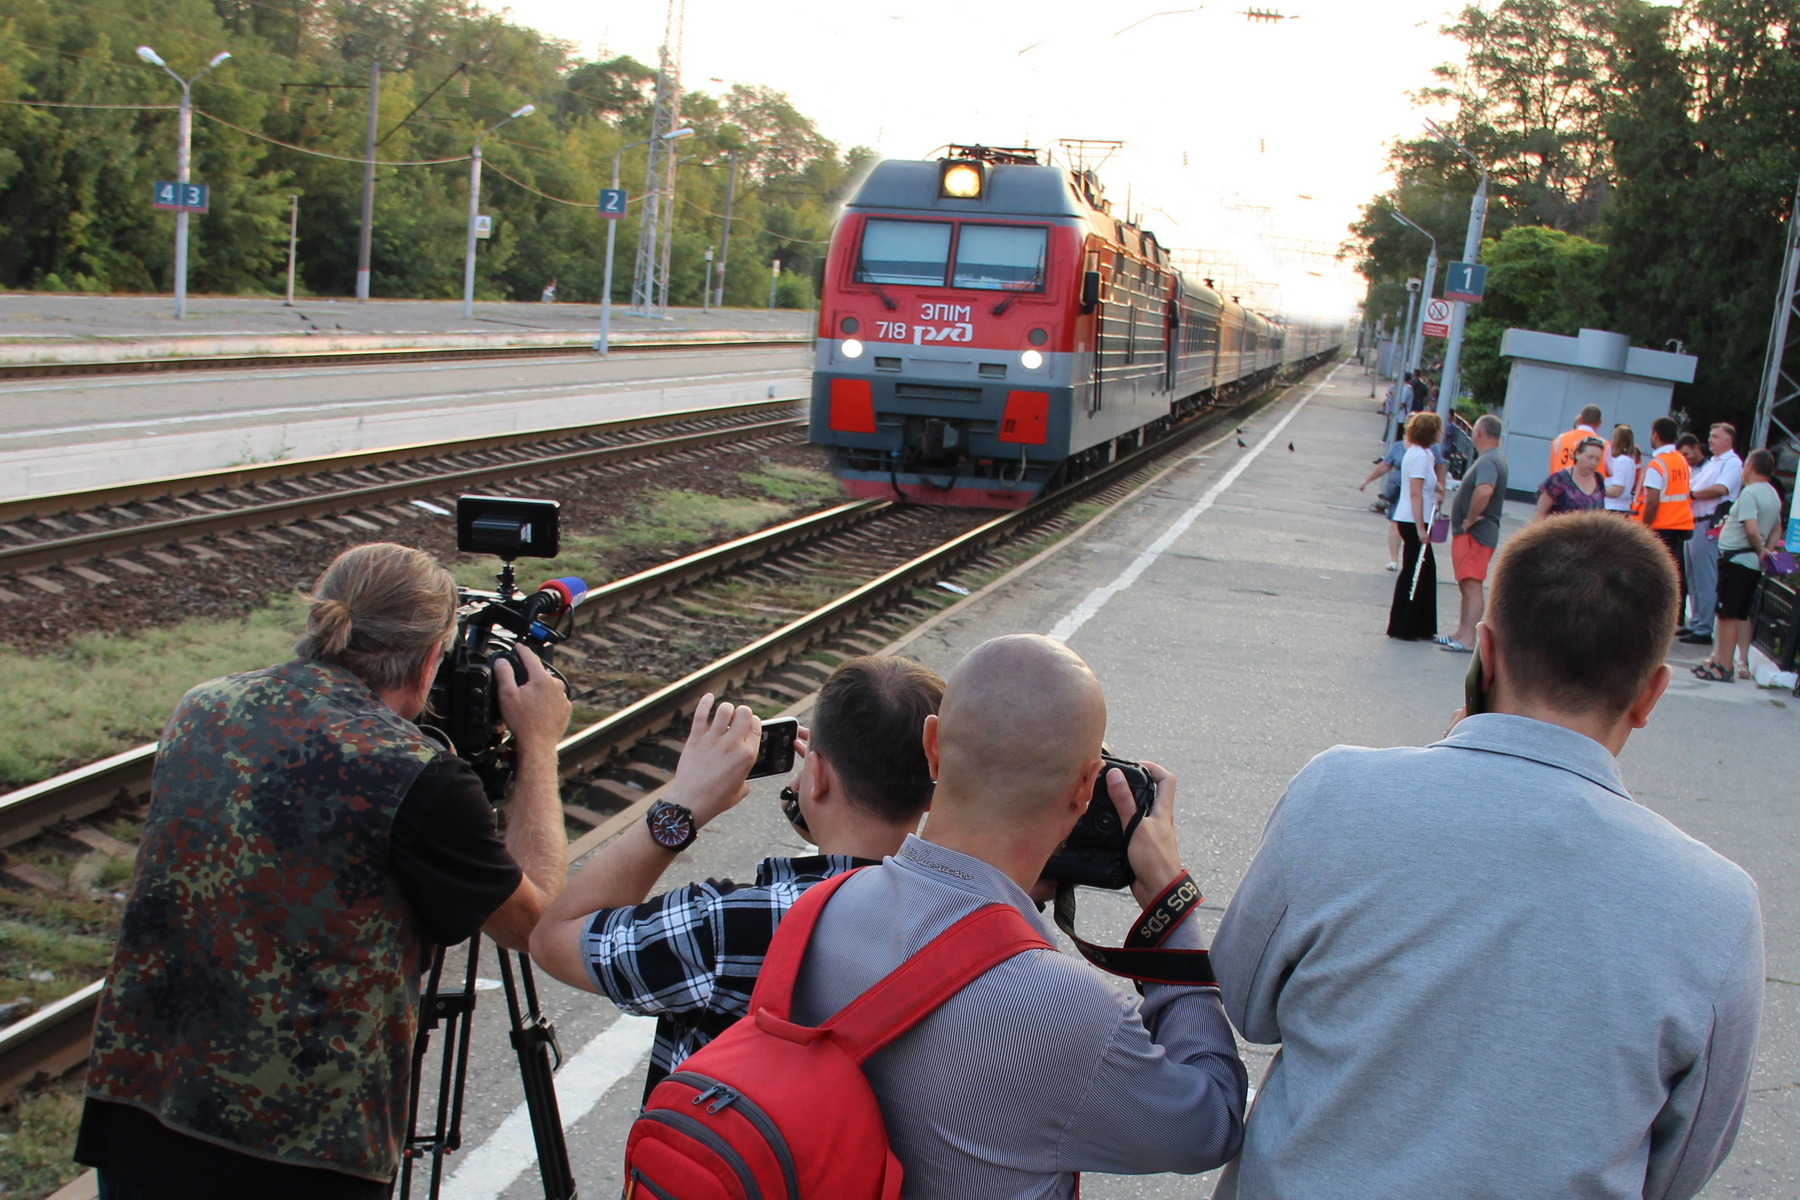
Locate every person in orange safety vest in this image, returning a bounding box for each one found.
[1639,415,1694,612]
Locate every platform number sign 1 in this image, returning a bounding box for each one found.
[1444,261,1487,304]
[152,181,209,213]
[598,188,627,219]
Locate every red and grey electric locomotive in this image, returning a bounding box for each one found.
[809,145,1344,509]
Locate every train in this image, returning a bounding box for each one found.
[807,145,1347,509]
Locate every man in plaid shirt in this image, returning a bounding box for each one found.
[530,656,944,1097]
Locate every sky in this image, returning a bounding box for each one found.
[495,0,1469,317]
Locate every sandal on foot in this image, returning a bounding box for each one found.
[1738,664,1752,680]
[1690,661,1733,682]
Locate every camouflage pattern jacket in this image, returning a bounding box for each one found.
[87,658,441,1182]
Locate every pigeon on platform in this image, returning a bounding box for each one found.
[1236,425,1245,433]
[1236,437,1247,448]
[1288,442,1295,452]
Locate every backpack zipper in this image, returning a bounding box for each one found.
[666,1070,801,1200]
[638,1109,764,1200]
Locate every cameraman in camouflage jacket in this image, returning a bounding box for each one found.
[75,543,571,1200]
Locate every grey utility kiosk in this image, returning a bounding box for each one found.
[1497,327,1698,498]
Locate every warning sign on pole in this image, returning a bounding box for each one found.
[1422,298,1452,339]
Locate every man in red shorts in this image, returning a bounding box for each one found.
[1441,414,1507,653]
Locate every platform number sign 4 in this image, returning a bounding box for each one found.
[1444,261,1487,304]
[152,181,208,213]
[598,188,627,219]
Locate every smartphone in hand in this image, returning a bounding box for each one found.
[749,717,800,779]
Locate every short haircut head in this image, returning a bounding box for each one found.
[296,543,457,692]
[1579,405,1603,426]
[1487,513,1678,718]
[1745,447,1776,478]
[810,655,945,824]
[1712,422,1737,445]
[1406,410,1442,447]
[935,635,1106,819]
[1651,416,1678,445]
[1677,432,1702,451]
[1474,413,1502,441]
[1610,424,1635,456]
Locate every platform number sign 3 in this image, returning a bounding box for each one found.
[598,188,627,219]
[152,181,209,213]
[1444,261,1487,304]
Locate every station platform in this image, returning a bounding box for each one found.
[52,362,1788,1199]
[0,295,812,364]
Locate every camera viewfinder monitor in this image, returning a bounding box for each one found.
[456,495,560,560]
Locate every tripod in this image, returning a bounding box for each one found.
[396,934,578,1199]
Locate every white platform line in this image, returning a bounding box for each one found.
[442,1014,656,1200]
[1047,363,1344,644]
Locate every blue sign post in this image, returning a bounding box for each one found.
[598,188,627,219]
[152,181,209,213]
[1444,261,1487,303]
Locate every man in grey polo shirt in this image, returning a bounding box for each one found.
[1441,412,1506,654]
[792,634,1247,1197]
[1211,513,1763,1200]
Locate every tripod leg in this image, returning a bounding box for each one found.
[396,941,480,1200]
[498,950,578,1200]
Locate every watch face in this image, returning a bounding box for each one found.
[648,801,695,850]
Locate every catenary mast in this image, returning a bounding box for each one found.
[632,0,686,318]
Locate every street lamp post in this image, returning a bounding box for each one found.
[599,126,693,356]
[1426,119,1490,419]
[136,45,231,319]
[461,105,535,320]
[714,151,739,309]
[1389,208,1439,438]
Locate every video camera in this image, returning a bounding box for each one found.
[1042,750,1154,889]
[424,495,590,800]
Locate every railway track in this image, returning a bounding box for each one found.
[0,398,804,586]
[0,366,1315,1104]
[0,334,805,381]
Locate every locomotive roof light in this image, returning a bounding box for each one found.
[940,160,986,200]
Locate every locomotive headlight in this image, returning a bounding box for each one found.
[842,338,865,359]
[1020,349,1044,370]
[940,162,984,199]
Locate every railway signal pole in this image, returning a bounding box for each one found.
[136,45,232,319]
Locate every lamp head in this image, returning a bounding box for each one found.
[208,51,232,68]
[135,45,166,66]
[664,126,696,140]
[510,104,536,119]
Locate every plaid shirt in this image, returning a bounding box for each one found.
[582,854,872,1099]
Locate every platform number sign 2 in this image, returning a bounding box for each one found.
[1444,261,1487,304]
[152,181,209,213]
[598,188,627,219]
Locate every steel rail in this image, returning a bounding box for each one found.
[0,397,802,525]
[0,416,803,575]
[0,334,807,381]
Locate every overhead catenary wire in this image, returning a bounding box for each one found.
[0,98,176,110]
[193,108,472,165]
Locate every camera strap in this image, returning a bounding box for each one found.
[1053,871,1217,987]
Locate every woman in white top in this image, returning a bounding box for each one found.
[1387,410,1443,640]
[1604,424,1639,513]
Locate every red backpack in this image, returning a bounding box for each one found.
[622,869,1051,1200]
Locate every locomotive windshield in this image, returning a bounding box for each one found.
[952,225,1046,291]
[854,218,1048,291]
[856,219,952,285]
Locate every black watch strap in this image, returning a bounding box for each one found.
[646,799,697,852]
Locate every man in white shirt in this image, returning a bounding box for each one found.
[1678,422,1744,645]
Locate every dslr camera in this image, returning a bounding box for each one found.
[1042,750,1155,890]
[425,495,590,800]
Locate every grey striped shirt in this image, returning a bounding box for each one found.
[791,835,1247,1199]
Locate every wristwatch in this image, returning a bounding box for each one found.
[646,799,698,852]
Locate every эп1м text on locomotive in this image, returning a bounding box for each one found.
[808,144,1345,509]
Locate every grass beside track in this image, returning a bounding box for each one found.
[1,468,842,788]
